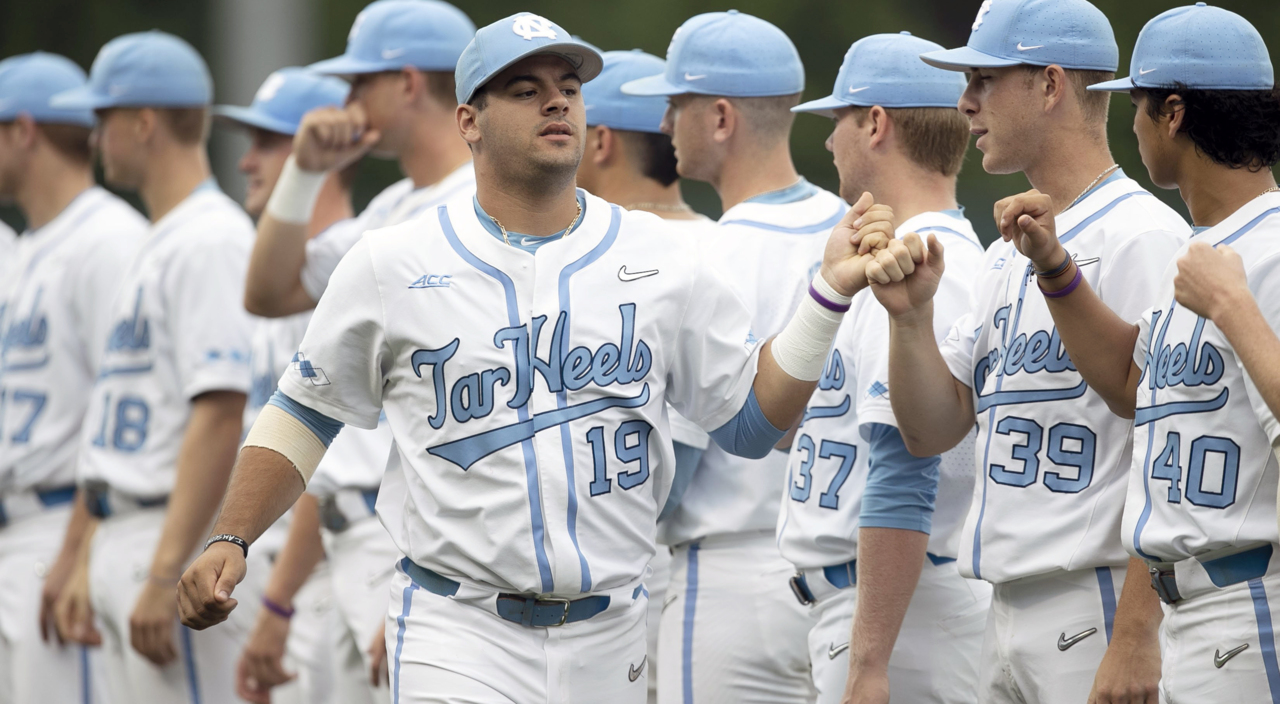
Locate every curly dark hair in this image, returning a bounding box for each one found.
[617,130,680,187]
[1138,83,1280,171]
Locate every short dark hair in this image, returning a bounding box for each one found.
[1138,84,1280,171]
[467,87,488,111]
[849,106,970,177]
[39,123,93,165]
[615,129,680,187]
[425,71,458,107]
[157,107,209,146]
[1019,66,1114,125]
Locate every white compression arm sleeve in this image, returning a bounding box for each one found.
[770,273,851,382]
[242,404,328,485]
[264,156,327,225]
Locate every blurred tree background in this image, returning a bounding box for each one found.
[2,0,1277,243]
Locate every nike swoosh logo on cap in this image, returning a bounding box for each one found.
[1017,43,1044,51]
[382,48,405,59]
[847,86,870,94]
[684,73,707,81]
[1139,67,1158,76]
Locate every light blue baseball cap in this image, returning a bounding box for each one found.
[1090,4,1273,92]
[455,13,604,104]
[310,0,475,76]
[50,31,212,109]
[583,50,668,133]
[213,68,350,135]
[793,33,967,117]
[920,0,1118,72]
[620,10,804,98]
[0,52,95,127]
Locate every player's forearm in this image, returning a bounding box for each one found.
[211,447,307,547]
[55,490,96,558]
[1040,272,1142,417]
[1110,557,1163,645]
[887,303,973,456]
[261,493,325,607]
[1210,289,1280,421]
[846,527,928,673]
[149,391,246,579]
[753,339,820,430]
[244,215,316,317]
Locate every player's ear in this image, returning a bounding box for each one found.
[135,108,157,145]
[712,98,735,144]
[593,126,612,165]
[456,103,481,148]
[1163,94,1186,138]
[866,106,889,149]
[1041,64,1068,113]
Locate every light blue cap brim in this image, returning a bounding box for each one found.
[1087,76,1136,93]
[791,95,848,118]
[620,73,687,97]
[920,46,1022,72]
[211,105,299,135]
[48,84,113,110]
[308,55,399,76]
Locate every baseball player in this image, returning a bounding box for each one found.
[993,5,1280,700]
[778,32,992,704]
[576,48,713,704]
[870,1,1192,702]
[0,51,147,704]
[177,12,898,704]
[212,66,353,704]
[621,12,842,702]
[245,0,476,318]
[49,31,263,703]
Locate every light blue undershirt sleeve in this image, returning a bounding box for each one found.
[658,441,705,522]
[267,390,344,448]
[707,389,787,459]
[858,423,940,534]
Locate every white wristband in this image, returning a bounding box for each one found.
[242,404,328,485]
[264,156,326,225]
[771,273,848,381]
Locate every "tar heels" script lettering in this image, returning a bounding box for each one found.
[411,304,652,430]
[1145,311,1223,390]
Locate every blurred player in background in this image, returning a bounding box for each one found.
[875,0,1190,701]
[575,47,712,704]
[0,51,147,704]
[211,66,353,704]
[779,32,990,704]
[178,11,898,703]
[244,0,476,318]
[623,11,841,703]
[995,5,1280,700]
[49,30,262,703]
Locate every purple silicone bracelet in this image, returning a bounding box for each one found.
[1041,266,1083,299]
[809,282,851,313]
[262,596,295,620]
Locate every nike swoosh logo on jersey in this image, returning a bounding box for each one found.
[1134,387,1229,427]
[1214,644,1248,668]
[1017,43,1044,51]
[629,656,647,681]
[1073,256,1101,267]
[618,266,659,282]
[1057,628,1097,651]
[828,642,850,660]
[975,380,1087,413]
[847,86,870,94]
[662,593,679,612]
[684,73,707,81]
[427,383,651,469]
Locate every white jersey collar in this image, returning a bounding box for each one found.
[717,186,847,234]
[442,188,619,268]
[1195,190,1280,244]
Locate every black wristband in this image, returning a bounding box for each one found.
[1034,252,1073,278]
[205,534,249,558]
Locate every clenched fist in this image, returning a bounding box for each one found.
[292,104,381,173]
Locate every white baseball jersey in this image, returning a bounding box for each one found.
[778,211,984,568]
[0,188,146,492]
[78,185,256,497]
[279,190,761,596]
[656,215,716,452]
[657,182,846,546]
[1126,192,1280,561]
[300,162,476,301]
[939,175,1190,583]
[0,221,16,276]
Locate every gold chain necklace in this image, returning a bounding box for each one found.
[491,200,583,247]
[1063,164,1120,212]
